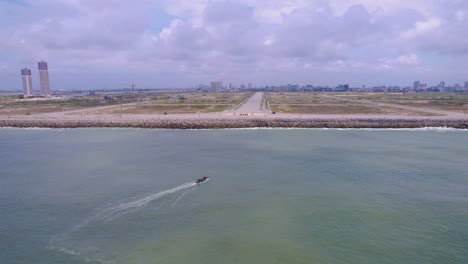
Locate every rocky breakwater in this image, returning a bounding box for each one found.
[1,117,468,129]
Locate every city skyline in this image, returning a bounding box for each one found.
[0,1,467,90]
[11,66,468,94]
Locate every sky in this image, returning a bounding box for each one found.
[0,0,468,90]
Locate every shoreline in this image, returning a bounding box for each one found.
[1,116,467,129]
[1,127,467,132]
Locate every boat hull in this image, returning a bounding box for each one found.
[196,178,210,184]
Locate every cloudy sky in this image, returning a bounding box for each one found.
[1,0,467,90]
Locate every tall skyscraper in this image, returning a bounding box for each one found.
[439,81,446,92]
[439,81,445,89]
[38,60,51,96]
[21,68,33,97]
[464,81,468,89]
[413,81,420,89]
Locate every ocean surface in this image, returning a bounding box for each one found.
[0,128,467,264]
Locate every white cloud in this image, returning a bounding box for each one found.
[379,54,422,68]
[263,35,276,46]
[396,54,421,65]
[330,0,435,16]
[0,0,467,89]
[456,10,465,22]
[400,18,442,39]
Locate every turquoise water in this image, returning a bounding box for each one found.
[0,128,467,264]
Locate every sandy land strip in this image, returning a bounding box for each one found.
[325,94,462,116]
[2,92,467,129]
[34,102,142,116]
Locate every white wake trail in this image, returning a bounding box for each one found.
[107,182,196,212]
[73,182,197,230]
[49,182,198,263]
[172,187,195,207]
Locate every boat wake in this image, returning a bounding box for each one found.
[172,187,196,207]
[73,182,197,230]
[49,181,198,263]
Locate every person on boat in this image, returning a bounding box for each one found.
[197,176,208,183]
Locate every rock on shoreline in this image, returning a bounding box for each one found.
[1,118,467,129]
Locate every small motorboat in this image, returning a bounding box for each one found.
[196,176,209,184]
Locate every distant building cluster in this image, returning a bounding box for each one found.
[196,81,256,92]
[194,80,468,93]
[210,81,223,92]
[20,60,51,97]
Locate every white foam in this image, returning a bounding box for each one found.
[57,247,81,256]
[194,127,467,132]
[47,182,199,263]
[47,245,111,264]
[0,126,61,131]
[108,182,196,211]
[73,182,197,230]
[172,187,195,207]
[324,127,466,132]
[2,126,466,132]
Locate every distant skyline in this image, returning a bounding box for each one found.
[1,0,468,90]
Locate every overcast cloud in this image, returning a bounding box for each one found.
[0,0,467,90]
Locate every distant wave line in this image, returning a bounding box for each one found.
[187,127,467,131]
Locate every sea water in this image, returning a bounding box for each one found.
[0,128,467,263]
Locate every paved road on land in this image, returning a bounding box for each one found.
[228,92,265,114]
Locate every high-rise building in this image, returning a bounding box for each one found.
[21,68,33,97]
[438,81,445,92]
[413,81,420,89]
[38,60,51,96]
[210,81,222,92]
[439,81,445,89]
[464,81,468,89]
